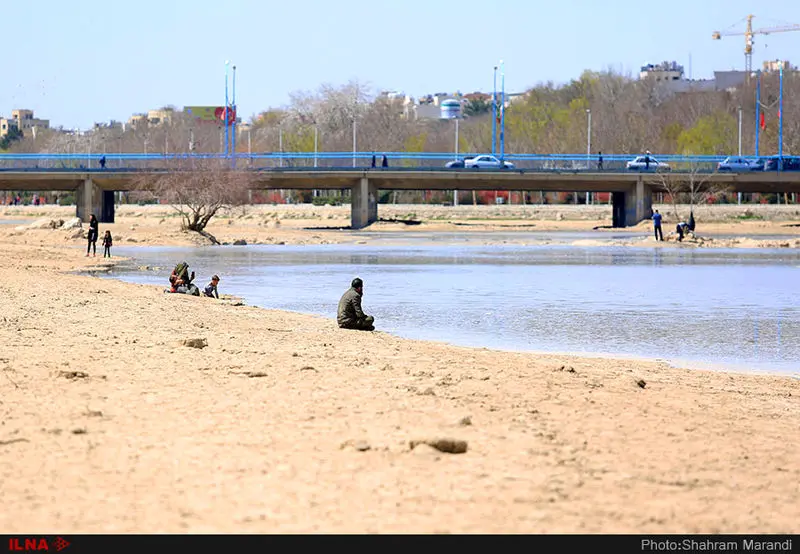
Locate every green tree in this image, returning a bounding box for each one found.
[677,112,736,155]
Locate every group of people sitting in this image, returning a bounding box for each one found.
[166,264,376,331]
[167,262,220,299]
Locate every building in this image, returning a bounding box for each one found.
[0,109,50,138]
[127,113,147,127]
[638,60,754,96]
[640,61,685,82]
[126,108,175,127]
[763,60,793,72]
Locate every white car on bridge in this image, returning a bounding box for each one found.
[626,155,670,171]
[462,155,515,169]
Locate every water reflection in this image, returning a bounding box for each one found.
[103,241,800,374]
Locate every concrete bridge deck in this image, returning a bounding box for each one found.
[2,168,799,228]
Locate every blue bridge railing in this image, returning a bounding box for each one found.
[0,151,781,172]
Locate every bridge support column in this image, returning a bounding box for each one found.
[351,177,378,229]
[624,176,653,227]
[76,178,115,223]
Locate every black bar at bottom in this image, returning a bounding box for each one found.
[0,534,796,553]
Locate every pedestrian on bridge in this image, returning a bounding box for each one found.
[597,152,603,170]
[381,154,388,168]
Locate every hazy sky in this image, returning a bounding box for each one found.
[4,0,800,130]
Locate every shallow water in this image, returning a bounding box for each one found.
[102,235,800,375]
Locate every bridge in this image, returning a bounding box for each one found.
[1,152,799,228]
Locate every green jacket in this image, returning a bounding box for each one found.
[337,287,367,326]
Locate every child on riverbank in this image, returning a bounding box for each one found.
[102,230,113,258]
[203,275,220,299]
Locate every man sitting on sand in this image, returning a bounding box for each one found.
[337,278,375,331]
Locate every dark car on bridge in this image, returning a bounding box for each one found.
[762,156,800,171]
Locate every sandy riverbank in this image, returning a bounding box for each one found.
[0,228,798,533]
[2,203,800,249]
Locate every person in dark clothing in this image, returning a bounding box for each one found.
[203,275,220,299]
[102,230,113,257]
[688,211,696,233]
[676,221,689,242]
[652,209,663,241]
[644,150,651,171]
[86,214,99,257]
[597,151,603,170]
[99,156,106,169]
[381,155,388,168]
[337,277,375,331]
[371,154,376,168]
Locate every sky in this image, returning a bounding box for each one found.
[3,0,800,130]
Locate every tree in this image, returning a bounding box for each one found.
[133,158,255,238]
[0,126,23,150]
[648,162,730,223]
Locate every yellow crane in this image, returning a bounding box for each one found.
[712,14,800,74]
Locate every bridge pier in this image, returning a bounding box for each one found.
[624,177,653,227]
[351,177,378,229]
[76,178,115,223]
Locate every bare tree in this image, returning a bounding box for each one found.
[133,158,254,240]
[648,161,730,223]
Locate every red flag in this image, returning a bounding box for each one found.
[760,112,766,129]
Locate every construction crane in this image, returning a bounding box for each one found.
[712,14,800,74]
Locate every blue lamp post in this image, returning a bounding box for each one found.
[755,73,761,156]
[500,60,505,162]
[779,63,784,170]
[224,61,230,158]
[492,65,497,156]
[232,64,237,167]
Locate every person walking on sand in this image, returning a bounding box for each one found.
[652,209,663,241]
[86,214,99,257]
[102,230,113,258]
[337,277,375,331]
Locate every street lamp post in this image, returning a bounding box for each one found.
[755,73,761,156]
[586,108,592,204]
[352,118,357,168]
[737,106,742,156]
[779,64,784,168]
[492,65,497,156]
[454,117,460,206]
[314,124,318,168]
[232,64,237,168]
[499,60,505,162]
[224,61,230,159]
[737,106,742,204]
